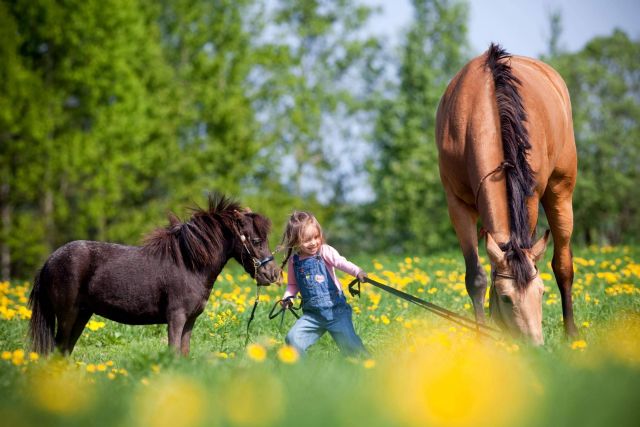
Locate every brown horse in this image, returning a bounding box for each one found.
[28,193,281,356]
[436,44,578,345]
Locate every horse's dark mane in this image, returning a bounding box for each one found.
[142,193,245,271]
[486,43,536,289]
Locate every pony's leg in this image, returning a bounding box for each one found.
[542,189,578,337]
[180,317,197,356]
[445,192,487,322]
[54,309,79,355]
[65,310,93,355]
[167,311,187,354]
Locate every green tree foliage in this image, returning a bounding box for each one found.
[367,0,469,253]
[550,30,640,244]
[258,0,380,200]
[0,1,51,279]
[1,0,176,277]
[154,0,263,202]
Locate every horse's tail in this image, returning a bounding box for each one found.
[485,43,535,289]
[28,264,56,354]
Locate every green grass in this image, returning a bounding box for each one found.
[1,245,639,427]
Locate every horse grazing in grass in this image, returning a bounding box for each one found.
[436,43,578,345]
[29,194,281,355]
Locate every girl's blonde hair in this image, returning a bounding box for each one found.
[279,211,324,268]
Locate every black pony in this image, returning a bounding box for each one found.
[28,193,280,356]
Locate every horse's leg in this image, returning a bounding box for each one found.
[445,192,487,322]
[180,317,197,356]
[167,311,187,354]
[542,188,578,337]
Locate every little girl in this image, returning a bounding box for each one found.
[279,211,368,357]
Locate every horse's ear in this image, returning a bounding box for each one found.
[486,232,505,264]
[244,207,252,213]
[233,209,244,219]
[530,229,551,263]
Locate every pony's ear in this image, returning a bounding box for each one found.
[530,229,551,263]
[243,207,252,213]
[167,212,181,229]
[486,232,505,265]
[233,209,245,219]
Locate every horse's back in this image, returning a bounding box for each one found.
[510,55,577,188]
[436,50,576,201]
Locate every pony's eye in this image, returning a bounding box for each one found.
[252,239,262,245]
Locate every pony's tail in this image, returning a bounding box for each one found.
[28,265,56,355]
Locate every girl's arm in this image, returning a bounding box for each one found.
[283,258,300,299]
[322,245,364,277]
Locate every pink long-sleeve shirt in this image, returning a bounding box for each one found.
[283,244,363,299]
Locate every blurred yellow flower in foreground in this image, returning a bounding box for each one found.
[247,343,267,362]
[30,362,95,414]
[277,345,299,364]
[223,372,284,427]
[380,333,534,427]
[602,314,640,366]
[134,374,206,427]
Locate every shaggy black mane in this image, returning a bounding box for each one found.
[142,193,243,271]
[486,43,536,289]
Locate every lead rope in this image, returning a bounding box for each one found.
[348,277,501,340]
[474,161,514,208]
[243,245,285,346]
[244,285,262,346]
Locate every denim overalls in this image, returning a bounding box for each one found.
[285,254,367,357]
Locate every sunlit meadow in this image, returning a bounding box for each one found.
[1,246,639,427]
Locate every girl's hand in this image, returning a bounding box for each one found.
[357,271,368,283]
[280,297,293,308]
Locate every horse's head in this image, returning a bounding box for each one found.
[230,209,281,286]
[486,231,550,346]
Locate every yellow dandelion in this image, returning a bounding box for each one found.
[1,351,11,360]
[151,364,161,374]
[86,320,106,331]
[363,359,376,369]
[570,340,587,351]
[277,345,299,364]
[86,364,96,373]
[97,363,107,372]
[247,343,267,362]
[11,349,25,366]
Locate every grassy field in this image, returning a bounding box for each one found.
[1,245,639,427]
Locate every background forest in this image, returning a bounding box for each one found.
[1,0,639,280]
